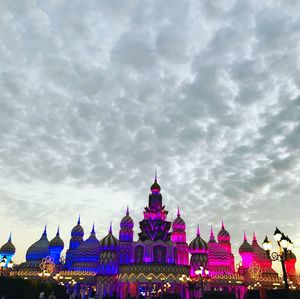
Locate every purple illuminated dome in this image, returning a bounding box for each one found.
[172,207,186,231]
[150,172,161,194]
[120,206,134,230]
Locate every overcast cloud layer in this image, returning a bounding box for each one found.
[1,0,300,269]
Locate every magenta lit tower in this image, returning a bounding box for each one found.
[238,232,254,268]
[207,226,235,277]
[189,225,208,277]
[171,207,189,265]
[217,220,235,272]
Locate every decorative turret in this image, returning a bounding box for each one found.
[49,227,64,264]
[172,207,186,231]
[189,226,208,277]
[26,226,50,261]
[65,216,84,269]
[119,207,134,265]
[138,175,171,242]
[99,223,119,275]
[72,224,100,272]
[171,207,189,265]
[119,206,134,240]
[0,234,16,267]
[239,232,254,268]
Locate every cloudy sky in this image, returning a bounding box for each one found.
[1,0,300,271]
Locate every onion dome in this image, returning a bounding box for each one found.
[73,224,100,263]
[208,227,217,244]
[239,232,254,253]
[0,234,16,255]
[172,207,186,231]
[26,226,50,261]
[120,206,134,230]
[100,223,119,251]
[150,172,161,194]
[49,227,64,250]
[189,225,208,254]
[71,216,84,238]
[217,220,230,242]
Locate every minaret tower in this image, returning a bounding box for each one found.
[171,207,189,265]
[65,216,84,269]
[138,174,171,241]
[119,206,134,264]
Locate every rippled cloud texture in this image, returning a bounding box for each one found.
[1,0,300,266]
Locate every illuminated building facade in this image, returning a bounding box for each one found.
[5,177,299,298]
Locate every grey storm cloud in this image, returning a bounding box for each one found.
[0,0,300,262]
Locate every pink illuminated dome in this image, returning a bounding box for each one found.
[217,220,230,243]
[172,207,186,231]
[189,225,208,254]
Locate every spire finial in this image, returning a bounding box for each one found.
[197,225,200,237]
[91,223,95,234]
[243,231,247,241]
[253,231,257,241]
[155,170,157,182]
[177,206,180,217]
[126,205,129,216]
[109,222,112,234]
[210,226,214,238]
[221,219,225,229]
[43,224,47,235]
[56,226,60,236]
[77,215,81,225]
[8,232,12,242]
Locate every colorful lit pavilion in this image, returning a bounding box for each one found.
[4,177,299,298]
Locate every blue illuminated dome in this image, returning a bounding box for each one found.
[100,224,119,251]
[71,216,84,238]
[49,227,64,251]
[73,224,100,265]
[26,226,50,261]
[0,234,16,256]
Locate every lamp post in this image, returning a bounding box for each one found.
[195,266,209,298]
[263,227,293,298]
